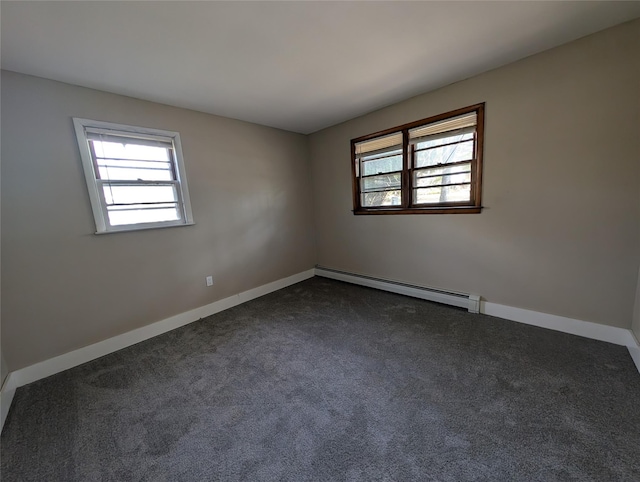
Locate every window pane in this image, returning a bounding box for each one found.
[96,159,171,169]
[414,184,471,204]
[362,173,401,192]
[361,153,402,176]
[92,141,170,162]
[414,170,471,188]
[413,163,471,186]
[107,206,180,226]
[103,184,177,205]
[415,163,470,178]
[414,139,473,168]
[415,130,473,149]
[98,165,173,181]
[362,190,402,207]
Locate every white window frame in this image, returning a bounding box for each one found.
[73,118,195,234]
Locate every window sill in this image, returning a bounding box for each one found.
[94,222,196,235]
[353,206,482,215]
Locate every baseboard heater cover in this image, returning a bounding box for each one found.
[315,266,480,313]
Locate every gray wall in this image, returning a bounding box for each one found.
[1,71,316,370]
[309,20,640,330]
[0,352,7,387]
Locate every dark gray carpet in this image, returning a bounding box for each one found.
[2,277,639,481]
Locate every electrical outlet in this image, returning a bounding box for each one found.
[206,276,213,287]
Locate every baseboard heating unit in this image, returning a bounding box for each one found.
[314,266,481,313]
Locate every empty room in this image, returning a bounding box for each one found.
[1,1,639,480]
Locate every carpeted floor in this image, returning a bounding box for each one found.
[2,277,639,481]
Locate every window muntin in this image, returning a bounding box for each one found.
[351,104,484,214]
[73,118,194,233]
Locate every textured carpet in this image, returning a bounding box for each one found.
[2,277,639,481]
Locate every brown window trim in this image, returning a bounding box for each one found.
[351,103,484,215]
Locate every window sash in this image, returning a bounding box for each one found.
[96,178,186,228]
[413,184,473,205]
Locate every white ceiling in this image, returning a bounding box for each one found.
[2,1,639,134]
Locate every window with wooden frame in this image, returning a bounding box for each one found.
[351,103,484,214]
[73,118,194,233]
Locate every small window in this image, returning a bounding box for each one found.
[351,103,484,214]
[73,118,194,233]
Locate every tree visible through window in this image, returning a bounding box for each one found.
[351,104,484,214]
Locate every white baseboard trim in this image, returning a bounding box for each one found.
[628,333,640,374]
[481,302,636,347]
[315,266,473,311]
[629,346,640,373]
[0,268,315,432]
[483,302,639,375]
[315,267,639,375]
[0,373,17,432]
